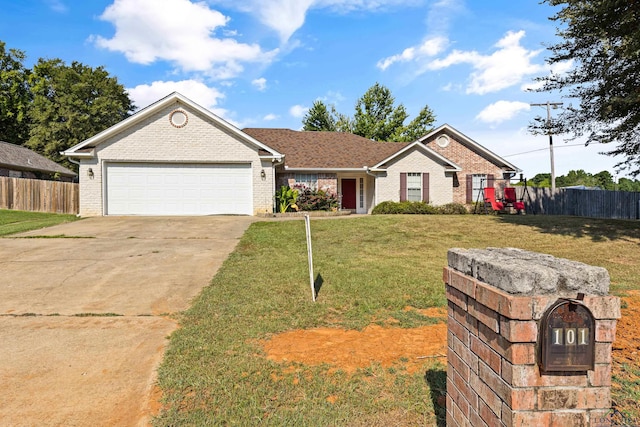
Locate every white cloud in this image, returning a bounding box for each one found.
[476,100,531,125]
[377,36,448,70]
[93,0,277,79]
[45,0,68,13]
[256,0,315,43]
[427,30,545,95]
[289,104,308,118]
[376,0,461,70]
[441,82,461,92]
[426,0,465,32]
[263,113,279,121]
[252,77,267,91]
[218,0,423,43]
[127,80,227,116]
[521,80,545,92]
[319,90,346,106]
[521,59,574,91]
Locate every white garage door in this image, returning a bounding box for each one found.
[105,163,253,215]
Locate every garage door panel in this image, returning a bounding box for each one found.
[106,163,253,215]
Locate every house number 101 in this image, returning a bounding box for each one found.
[552,328,589,346]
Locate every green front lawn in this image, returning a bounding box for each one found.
[0,209,79,236]
[155,215,640,426]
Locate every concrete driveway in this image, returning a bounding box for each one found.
[0,216,255,426]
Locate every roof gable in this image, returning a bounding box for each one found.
[0,142,76,176]
[418,124,521,172]
[63,92,283,159]
[372,140,461,171]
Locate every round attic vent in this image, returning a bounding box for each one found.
[169,109,189,128]
[436,134,450,148]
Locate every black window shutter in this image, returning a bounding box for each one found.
[466,175,473,203]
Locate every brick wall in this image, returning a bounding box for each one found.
[424,132,507,204]
[278,172,338,194]
[444,265,619,427]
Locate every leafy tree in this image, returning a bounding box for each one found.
[332,106,353,133]
[593,170,615,190]
[353,83,408,141]
[530,173,551,187]
[618,177,640,192]
[393,104,437,142]
[27,59,135,170]
[302,100,353,133]
[301,82,435,141]
[559,169,596,187]
[536,0,640,175]
[302,100,336,131]
[0,41,31,144]
[528,169,640,190]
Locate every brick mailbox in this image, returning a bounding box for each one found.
[540,299,595,372]
[443,248,620,427]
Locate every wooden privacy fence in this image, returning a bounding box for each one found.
[0,176,79,214]
[518,186,640,220]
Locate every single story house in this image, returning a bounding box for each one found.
[243,127,520,213]
[63,92,520,216]
[0,141,77,181]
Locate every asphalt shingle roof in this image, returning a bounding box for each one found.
[243,128,410,169]
[0,141,76,176]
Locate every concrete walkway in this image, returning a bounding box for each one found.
[0,216,255,426]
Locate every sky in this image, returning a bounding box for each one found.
[0,0,631,180]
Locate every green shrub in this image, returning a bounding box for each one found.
[436,203,469,214]
[371,201,402,214]
[372,201,468,215]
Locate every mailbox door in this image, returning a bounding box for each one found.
[540,300,595,372]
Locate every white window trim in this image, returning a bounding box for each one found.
[407,172,422,202]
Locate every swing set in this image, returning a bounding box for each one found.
[473,178,533,215]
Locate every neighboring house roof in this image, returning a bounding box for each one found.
[419,124,521,172]
[0,141,76,177]
[63,92,284,159]
[562,185,601,190]
[243,128,414,170]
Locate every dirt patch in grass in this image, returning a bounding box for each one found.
[612,291,640,423]
[262,299,640,423]
[614,291,640,363]
[263,308,447,374]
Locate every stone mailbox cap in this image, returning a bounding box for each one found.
[447,247,610,296]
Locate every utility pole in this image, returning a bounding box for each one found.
[531,101,563,192]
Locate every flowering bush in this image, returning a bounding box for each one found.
[292,184,339,211]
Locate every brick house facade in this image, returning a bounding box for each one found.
[64,93,518,216]
[246,125,519,214]
[63,93,283,216]
[419,127,519,205]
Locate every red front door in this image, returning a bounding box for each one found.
[342,179,356,210]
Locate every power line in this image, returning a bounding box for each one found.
[503,142,602,158]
